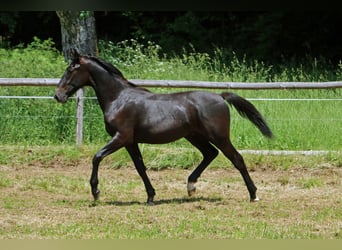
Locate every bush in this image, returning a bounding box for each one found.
[98,38,341,82]
[0,36,66,78]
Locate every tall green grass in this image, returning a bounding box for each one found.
[0,38,341,150]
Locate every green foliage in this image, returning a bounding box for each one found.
[79,11,91,19]
[0,36,66,78]
[0,12,19,43]
[98,38,341,82]
[0,38,341,151]
[2,12,342,64]
[337,61,342,79]
[118,12,342,64]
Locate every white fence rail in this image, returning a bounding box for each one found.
[1,78,342,89]
[1,78,342,148]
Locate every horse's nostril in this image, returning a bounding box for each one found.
[54,94,63,102]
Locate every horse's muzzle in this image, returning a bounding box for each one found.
[54,92,68,103]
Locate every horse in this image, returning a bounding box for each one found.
[54,49,273,204]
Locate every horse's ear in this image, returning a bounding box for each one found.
[69,48,80,61]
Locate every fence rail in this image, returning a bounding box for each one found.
[1,78,342,147]
[1,78,342,89]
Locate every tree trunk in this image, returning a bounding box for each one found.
[56,11,98,61]
[56,11,98,147]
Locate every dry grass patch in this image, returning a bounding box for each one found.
[1,160,342,239]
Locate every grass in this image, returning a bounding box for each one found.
[0,38,341,239]
[0,90,341,150]
[0,38,342,150]
[0,38,341,150]
[1,151,342,239]
[0,144,341,170]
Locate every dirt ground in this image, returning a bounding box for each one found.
[1,160,342,239]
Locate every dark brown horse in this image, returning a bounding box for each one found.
[54,49,273,204]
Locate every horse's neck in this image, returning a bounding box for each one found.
[90,70,128,112]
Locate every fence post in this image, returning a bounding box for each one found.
[76,88,84,147]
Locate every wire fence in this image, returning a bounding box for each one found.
[0,78,341,153]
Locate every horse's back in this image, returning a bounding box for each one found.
[155,90,231,140]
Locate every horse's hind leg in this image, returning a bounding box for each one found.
[186,135,218,196]
[214,139,259,202]
[126,144,156,205]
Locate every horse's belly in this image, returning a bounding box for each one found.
[135,123,190,144]
[134,102,197,143]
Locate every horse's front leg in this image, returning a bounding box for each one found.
[90,133,125,201]
[126,144,156,205]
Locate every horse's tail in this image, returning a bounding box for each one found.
[221,92,273,138]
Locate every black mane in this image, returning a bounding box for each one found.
[88,55,144,89]
[89,56,125,78]
[86,55,149,91]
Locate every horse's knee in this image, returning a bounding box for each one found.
[92,153,103,166]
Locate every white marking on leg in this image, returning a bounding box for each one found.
[187,182,196,196]
[251,196,260,202]
[187,182,195,191]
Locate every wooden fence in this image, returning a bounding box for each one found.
[1,78,342,89]
[1,78,342,147]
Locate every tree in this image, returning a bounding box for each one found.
[56,11,98,61]
[56,11,98,147]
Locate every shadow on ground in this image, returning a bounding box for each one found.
[99,196,222,207]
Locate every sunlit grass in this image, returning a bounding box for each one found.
[0,38,341,150]
[1,158,342,239]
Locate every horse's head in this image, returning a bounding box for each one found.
[54,49,91,103]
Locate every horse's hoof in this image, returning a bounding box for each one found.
[93,189,101,201]
[188,188,196,196]
[250,196,260,202]
[146,199,155,206]
[187,182,196,196]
